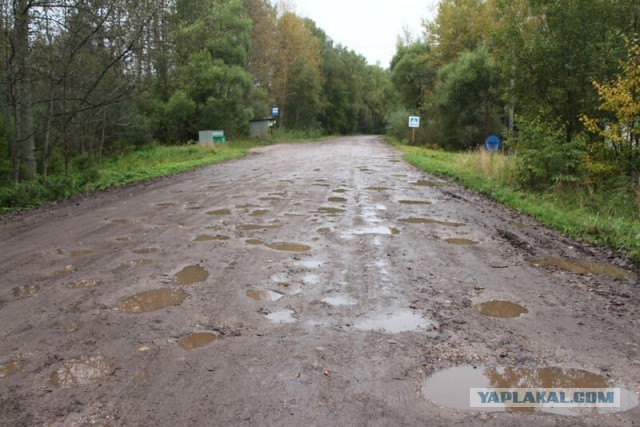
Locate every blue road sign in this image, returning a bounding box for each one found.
[272,107,279,117]
[485,135,501,152]
[408,116,420,128]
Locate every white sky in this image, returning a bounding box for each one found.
[282,0,440,68]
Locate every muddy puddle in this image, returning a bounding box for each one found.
[422,366,639,415]
[353,310,435,334]
[323,296,357,306]
[237,224,280,231]
[0,360,24,378]
[247,289,284,302]
[246,239,265,245]
[206,209,232,216]
[266,243,311,252]
[66,278,101,289]
[342,226,400,238]
[54,265,76,277]
[178,332,219,350]
[117,288,188,313]
[70,249,98,257]
[366,186,392,191]
[266,309,296,324]
[110,219,128,225]
[399,218,466,227]
[195,235,230,242]
[121,259,153,269]
[399,200,431,205]
[473,301,528,318]
[332,189,348,193]
[528,254,634,281]
[174,265,209,285]
[155,202,176,207]
[133,247,159,255]
[445,238,478,245]
[250,209,270,216]
[50,355,115,388]
[259,196,284,201]
[315,207,346,214]
[328,197,347,203]
[236,204,258,210]
[13,285,40,299]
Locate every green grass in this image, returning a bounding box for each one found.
[388,137,640,264]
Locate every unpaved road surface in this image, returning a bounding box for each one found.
[1,136,639,426]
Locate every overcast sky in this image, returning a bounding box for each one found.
[282,0,440,68]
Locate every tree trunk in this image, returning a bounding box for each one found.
[0,75,20,183]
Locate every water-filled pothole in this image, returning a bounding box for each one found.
[13,285,40,298]
[66,278,101,289]
[174,265,209,285]
[315,207,345,214]
[317,227,331,234]
[333,189,348,193]
[155,202,176,207]
[323,296,357,306]
[399,218,466,227]
[133,247,159,255]
[473,301,528,318]
[366,186,392,191]
[446,238,478,245]
[110,219,128,225]
[206,209,232,216]
[70,249,98,257]
[250,209,270,216]
[50,355,115,388]
[195,235,230,242]
[342,226,400,237]
[0,360,24,378]
[178,332,219,350]
[122,259,152,268]
[259,196,284,201]
[328,197,347,203]
[353,310,435,333]
[399,200,432,205]
[422,366,639,415]
[246,239,265,245]
[247,289,284,302]
[266,309,296,323]
[266,243,311,252]
[54,265,76,277]
[237,224,280,231]
[528,254,634,281]
[117,288,187,313]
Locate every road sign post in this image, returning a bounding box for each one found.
[408,116,420,144]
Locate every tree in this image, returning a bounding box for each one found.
[389,41,436,111]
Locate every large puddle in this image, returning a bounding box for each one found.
[528,254,634,281]
[174,265,209,285]
[178,332,219,350]
[50,355,115,388]
[473,301,529,318]
[117,288,187,313]
[353,310,435,333]
[247,289,284,302]
[0,360,24,378]
[422,366,639,415]
[266,243,311,252]
[399,218,466,227]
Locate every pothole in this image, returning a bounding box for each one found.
[246,239,265,245]
[315,207,346,214]
[413,180,445,187]
[70,249,98,257]
[110,219,128,225]
[178,332,219,350]
[174,265,209,285]
[366,187,392,191]
[353,310,436,333]
[195,235,230,242]
[332,189,348,193]
[328,197,347,203]
[13,285,40,299]
[250,209,270,216]
[66,278,101,289]
[133,247,159,255]
[237,224,280,231]
[342,226,400,237]
[116,288,188,313]
[446,238,478,245]
[323,296,357,306]
[266,243,311,252]
[155,202,176,207]
[0,360,24,378]
[123,259,152,268]
[247,289,284,302]
[266,309,296,324]
[528,254,634,281]
[50,356,115,388]
[422,366,639,415]
[259,196,284,201]
[473,301,528,318]
[399,218,466,227]
[206,209,232,216]
[399,200,432,205]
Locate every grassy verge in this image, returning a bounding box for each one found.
[388,137,640,264]
[0,141,267,214]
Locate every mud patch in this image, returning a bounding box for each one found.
[247,289,284,302]
[237,224,280,231]
[528,254,634,281]
[323,296,357,306]
[445,238,478,246]
[399,218,466,227]
[0,360,24,378]
[422,366,638,415]
[328,197,347,203]
[473,301,528,318]
[206,209,232,216]
[250,209,270,216]
[266,243,311,252]
[13,285,40,299]
[353,310,435,333]
[399,200,432,205]
[174,265,209,285]
[117,288,188,313]
[195,235,230,242]
[266,309,296,324]
[50,355,115,388]
[66,278,101,289]
[178,332,219,350]
[70,249,98,257]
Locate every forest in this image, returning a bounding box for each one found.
[1,0,639,229]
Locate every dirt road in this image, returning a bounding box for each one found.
[1,136,638,426]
